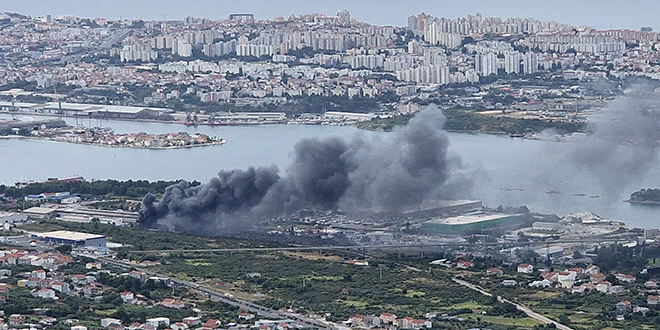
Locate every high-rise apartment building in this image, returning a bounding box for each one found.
[504,51,520,74]
[476,52,498,76]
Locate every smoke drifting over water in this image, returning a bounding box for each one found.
[489,84,660,212]
[567,86,660,201]
[139,106,471,233]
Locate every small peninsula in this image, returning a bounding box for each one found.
[626,188,660,205]
[0,119,226,149]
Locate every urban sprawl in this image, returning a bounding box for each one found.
[0,10,657,129]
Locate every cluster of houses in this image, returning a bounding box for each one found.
[446,258,660,321]
[96,314,310,330]
[492,262,660,320]
[503,263,642,295]
[0,263,279,330]
[447,260,646,297]
[0,249,73,270]
[99,315,216,330]
[345,313,433,329]
[608,279,660,320]
[611,299,654,320]
[53,129,226,149]
[18,268,104,301]
[445,257,658,299]
[0,313,59,329]
[23,192,81,204]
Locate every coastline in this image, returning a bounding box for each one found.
[624,199,660,206]
[1,109,577,138]
[0,109,286,127]
[0,134,227,150]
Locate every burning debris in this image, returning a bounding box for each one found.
[139,106,472,234]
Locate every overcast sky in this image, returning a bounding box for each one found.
[2,0,658,30]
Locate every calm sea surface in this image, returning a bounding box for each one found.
[2,114,660,228]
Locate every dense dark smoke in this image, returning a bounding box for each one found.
[139,106,471,233]
[138,167,280,230]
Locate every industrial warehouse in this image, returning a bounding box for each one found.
[32,230,107,248]
[399,199,483,218]
[22,206,138,226]
[0,101,173,120]
[421,213,521,233]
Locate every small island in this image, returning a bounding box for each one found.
[626,188,660,205]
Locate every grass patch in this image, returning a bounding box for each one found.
[404,290,426,298]
[463,314,543,327]
[527,291,562,299]
[303,275,343,282]
[447,301,486,310]
[185,259,214,266]
[336,299,369,308]
[283,251,343,262]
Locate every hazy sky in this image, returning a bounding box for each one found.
[2,0,658,30]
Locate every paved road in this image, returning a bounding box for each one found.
[85,255,335,330]
[100,29,131,48]
[453,277,574,330]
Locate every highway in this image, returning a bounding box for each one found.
[87,255,335,330]
[129,238,631,254]
[100,29,131,48]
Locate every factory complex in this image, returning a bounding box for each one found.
[400,199,483,218]
[22,206,138,226]
[421,213,521,233]
[0,100,173,120]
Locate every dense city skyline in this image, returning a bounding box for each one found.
[3,0,659,30]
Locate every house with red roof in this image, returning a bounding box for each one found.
[486,268,503,275]
[201,319,221,329]
[161,298,185,309]
[517,263,533,274]
[456,261,473,269]
[379,313,396,324]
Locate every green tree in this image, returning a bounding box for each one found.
[55,244,72,254]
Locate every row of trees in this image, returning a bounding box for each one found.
[0,179,196,199]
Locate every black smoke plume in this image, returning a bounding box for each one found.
[139,106,471,233]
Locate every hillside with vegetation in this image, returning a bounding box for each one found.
[358,109,585,135]
[627,188,660,205]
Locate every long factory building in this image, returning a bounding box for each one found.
[32,230,106,247]
[22,206,138,226]
[422,213,521,233]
